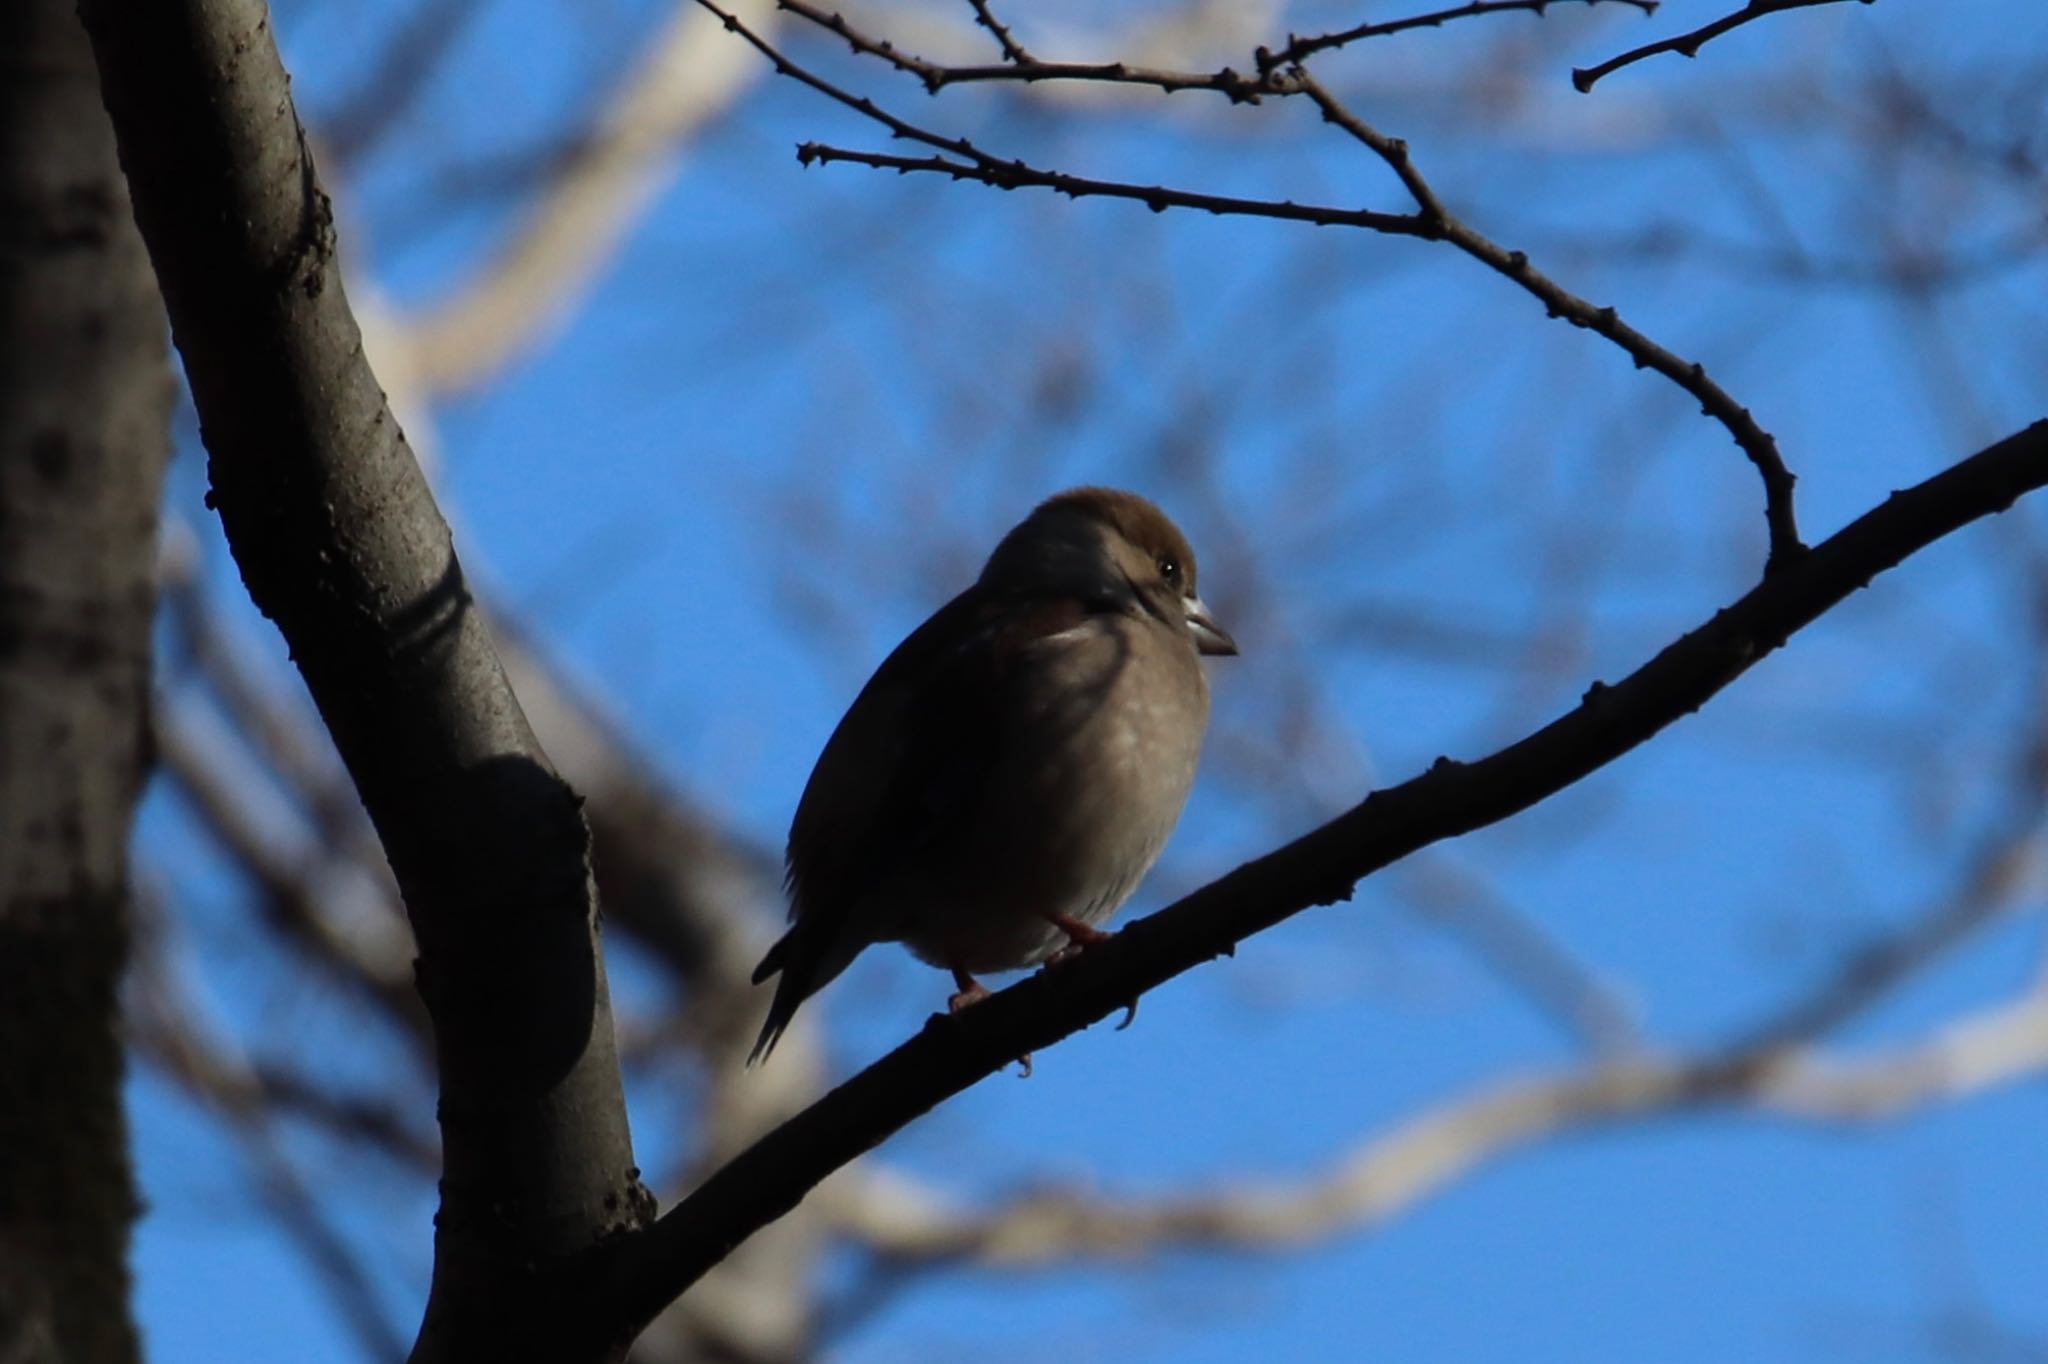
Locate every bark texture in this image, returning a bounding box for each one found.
[0,3,171,1360]
[75,3,648,1359]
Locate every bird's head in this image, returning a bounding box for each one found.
[982,486,1238,657]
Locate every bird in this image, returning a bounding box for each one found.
[747,487,1237,1065]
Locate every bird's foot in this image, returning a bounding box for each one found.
[947,970,990,1013]
[947,969,1032,1076]
[1043,914,1113,966]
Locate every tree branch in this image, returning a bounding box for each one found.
[597,419,2048,1341]
[1397,855,1643,1054]
[1263,0,1659,72]
[964,0,1033,65]
[387,0,778,395]
[1572,0,1872,93]
[0,4,168,1357]
[823,982,2048,1267]
[825,745,2048,1267]
[777,0,1271,101]
[796,142,1430,232]
[76,2,648,1359]
[714,0,1808,569]
[129,914,413,1362]
[1281,68,1805,571]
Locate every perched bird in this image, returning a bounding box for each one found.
[748,487,1237,1065]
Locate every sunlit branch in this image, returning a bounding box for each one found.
[387,0,779,394]
[130,905,412,1362]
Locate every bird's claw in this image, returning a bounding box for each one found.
[1044,915,1113,967]
[943,974,1031,1074]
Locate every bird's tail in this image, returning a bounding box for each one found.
[747,998,798,1068]
[746,922,860,1066]
[747,935,802,1067]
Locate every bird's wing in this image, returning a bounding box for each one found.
[783,586,1093,932]
[747,586,1097,1064]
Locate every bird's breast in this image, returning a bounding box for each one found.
[898,615,1210,973]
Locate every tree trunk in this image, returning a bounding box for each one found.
[0,1,172,1360]
[74,2,650,1357]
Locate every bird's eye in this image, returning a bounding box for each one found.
[1156,556,1180,584]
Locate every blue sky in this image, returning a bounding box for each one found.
[129,0,2048,1359]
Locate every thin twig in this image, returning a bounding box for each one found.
[781,0,1657,102]
[797,143,1429,234]
[1283,68,1806,569]
[765,0,1809,571]
[1262,0,1659,73]
[710,1,1424,232]
[732,0,1807,566]
[777,0,1270,102]
[964,0,1031,64]
[1572,0,1871,93]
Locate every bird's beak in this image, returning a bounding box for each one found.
[1185,596,1238,656]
